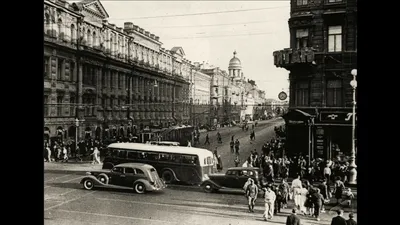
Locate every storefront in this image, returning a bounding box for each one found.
[283,109,355,161]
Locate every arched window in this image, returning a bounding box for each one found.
[44,13,50,34]
[92,32,96,47]
[81,27,85,43]
[57,19,63,40]
[110,37,113,54]
[87,29,91,46]
[70,24,75,42]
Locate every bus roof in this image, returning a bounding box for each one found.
[108,143,212,156]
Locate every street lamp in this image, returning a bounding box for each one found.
[348,69,357,184]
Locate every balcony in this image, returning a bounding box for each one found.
[273,47,315,70]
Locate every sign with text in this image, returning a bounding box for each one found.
[319,112,356,124]
[315,126,325,157]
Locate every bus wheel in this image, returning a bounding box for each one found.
[162,170,174,184]
[203,184,214,193]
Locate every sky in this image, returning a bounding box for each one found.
[85,0,291,100]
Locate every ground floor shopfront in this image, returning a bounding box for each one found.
[283,108,356,161]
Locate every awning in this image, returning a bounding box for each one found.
[282,109,313,122]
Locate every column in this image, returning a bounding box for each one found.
[96,67,101,116]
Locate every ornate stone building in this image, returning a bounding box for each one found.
[273,0,357,159]
[44,0,191,142]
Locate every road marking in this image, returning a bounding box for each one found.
[44,191,96,211]
[44,176,84,189]
[52,209,178,224]
[44,174,72,182]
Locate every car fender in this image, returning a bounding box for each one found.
[80,175,106,186]
[133,179,152,189]
[201,179,223,189]
[161,168,180,182]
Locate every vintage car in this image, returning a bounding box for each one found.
[200,167,267,193]
[80,163,166,194]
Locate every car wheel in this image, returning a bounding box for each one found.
[134,182,146,194]
[97,174,109,184]
[162,170,174,184]
[83,179,94,190]
[203,183,214,193]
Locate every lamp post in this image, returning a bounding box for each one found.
[75,118,80,155]
[348,69,357,184]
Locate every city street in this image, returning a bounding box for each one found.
[195,118,284,173]
[44,117,356,225]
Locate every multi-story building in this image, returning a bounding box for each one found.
[44,0,190,142]
[190,63,211,126]
[273,0,357,159]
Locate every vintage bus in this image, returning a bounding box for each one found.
[102,143,214,185]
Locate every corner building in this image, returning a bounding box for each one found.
[44,0,191,143]
[273,0,357,159]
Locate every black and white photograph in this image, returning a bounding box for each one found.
[44,0,358,224]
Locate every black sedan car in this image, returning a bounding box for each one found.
[200,167,267,193]
[80,163,166,194]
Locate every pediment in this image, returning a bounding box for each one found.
[79,0,109,19]
[170,47,185,57]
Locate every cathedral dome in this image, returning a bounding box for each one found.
[228,51,242,69]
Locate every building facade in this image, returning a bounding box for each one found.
[44,0,190,142]
[190,65,211,126]
[273,0,357,159]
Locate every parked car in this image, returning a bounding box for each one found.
[80,163,166,194]
[200,167,267,193]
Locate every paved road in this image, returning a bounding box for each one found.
[44,118,357,224]
[44,170,356,225]
[195,118,285,173]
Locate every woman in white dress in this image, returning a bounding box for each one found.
[299,186,308,215]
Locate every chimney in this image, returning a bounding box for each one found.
[110,24,116,29]
[145,31,150,36]
[139,27,144,33]
[150,33,155,39]
[155,36,160,41]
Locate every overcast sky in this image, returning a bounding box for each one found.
[89,0,291,99]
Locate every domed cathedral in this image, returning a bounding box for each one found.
[227,51,246,123]
[228,50,244,83]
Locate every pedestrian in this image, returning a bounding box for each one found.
[217,155,223,172]
[286,208,301,225]
[346,213,357,225]
[234,139,240,155]
[234,155,241,167]
[291,174,303,210]
[333,176,346,204]
[204,133,210,145]
[324,163,332,187]
[312,188,324,221]
[230,140,235,153]
[280,178,290,209]
[330,209,347,225]
[274,185,283,214]
[91,147,101,164]
[46,145,52,162]
[217,132,222,143]
[262,184,276,221]
[319,179,330,212]
[62,145,68,162]
[245,178,259,213]
[187,140,191,147]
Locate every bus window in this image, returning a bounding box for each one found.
[111,149,119,157]
[181,155,199,165]
[147,152,158,161]
[127,151,139,159]
[118,150,127,159]
[138,151,147,159]
[206,157,213,165]
[159,153,170,162]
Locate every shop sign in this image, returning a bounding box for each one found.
[320,112,356,123]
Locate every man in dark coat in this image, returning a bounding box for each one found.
[346,213,357,225]
[330,209,347,225]
[286,208,301,225]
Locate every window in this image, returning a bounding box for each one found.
[127,151,139,159]
[295,81,309,106]
[70,24,75,41]
[326,80,343,106]
[328,26,342,52]
[112,167,124,173]
[70,62,75,82]
[44,56,49,78]
[57,19,63,40]
[57,95,63,116]
[296,29,309,49]
[227,170,238,176]
[93,32,96,47]
[297,0,308,5]
[136,169,145,175]
[102,71,106,87]
[70,96,75,117]
[44,95,49,116]
[57,59,63,80]
[181,155,199,165]
[125,167,135,174]
[87,30,91,46]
